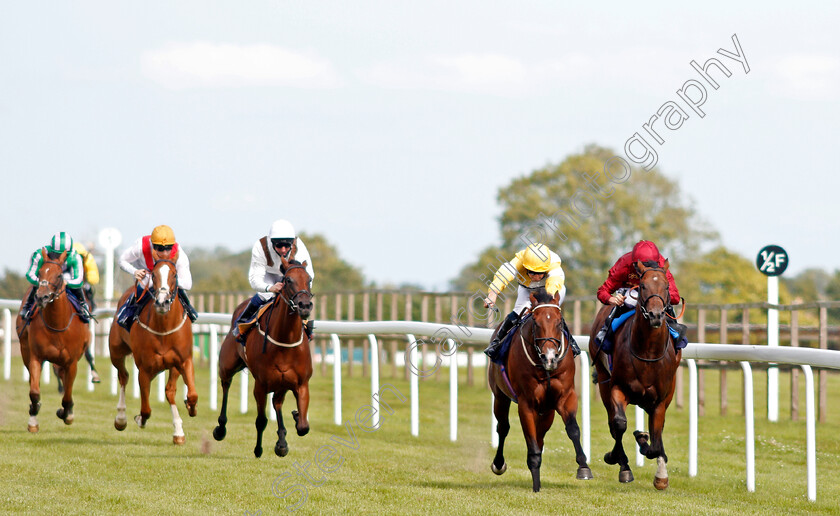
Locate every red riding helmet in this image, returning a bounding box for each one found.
[632,240,660,263]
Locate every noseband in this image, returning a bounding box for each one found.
[151,259,179,306]
[37,260,66,304]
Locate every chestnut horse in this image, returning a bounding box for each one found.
[488,289,592,492]
[17,249,91,432]
[213,252,314,458]
[589,260,681,489]
[109,256,198,444]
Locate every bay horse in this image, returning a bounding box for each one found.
[589,260,681,489]
[213,251,314,458]
[488,289,592,492]
[109,255,198,444]
[16,249,90,432]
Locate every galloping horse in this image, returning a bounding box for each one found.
[590,260,682,489]
[488,289,592,492]
[109,255,198,444]
[213,250,314,458]
[16,249,90,432]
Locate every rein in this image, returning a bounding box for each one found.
[256,265,312,352]
[628,268,671,363]
[33,260,75,333]
[134,260,185,336]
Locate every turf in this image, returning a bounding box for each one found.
[0,360,838,515]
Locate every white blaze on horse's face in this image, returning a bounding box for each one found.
[542,345,558,371]
[155,264,172,312]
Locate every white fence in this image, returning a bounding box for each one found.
[2,301,839,502]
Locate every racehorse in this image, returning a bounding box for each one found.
[109,255,198,444]
[488,289,592,492]
[589,260,682,489]
[16,249,90,432]
[212,250,314,458]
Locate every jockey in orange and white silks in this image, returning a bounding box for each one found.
[482,243,576,360]
[233,219,315,343]
[116,225,197,329]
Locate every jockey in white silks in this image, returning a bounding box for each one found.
[232,219,315,343]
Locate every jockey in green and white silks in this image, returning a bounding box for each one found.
[22,232,91,321]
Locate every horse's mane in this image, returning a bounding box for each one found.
[532,288,554,305]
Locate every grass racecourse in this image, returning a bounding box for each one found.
[1,358,839,515]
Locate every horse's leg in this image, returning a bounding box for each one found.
[253,382,268,458]
[213,338,245,442]
[291,382,310,437]
[134,368,152,429]
[603,387,633,483]
[54,364,64,394]
[635,386,677,490]
[110,334,131,431]
[490,391,511,475]
[517,402,543,492]
[273,390,289,457]
[180,357,198,417]
[165,368,185,445]
[26,358,43,433]
[557,390,592,480]
[56,360,77,425]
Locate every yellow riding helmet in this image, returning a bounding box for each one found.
[150,225,176,246]
[521,243,552,273]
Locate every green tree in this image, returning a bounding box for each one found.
[783,268,831,302]
[0,269,31,300]
[452,144,718,296]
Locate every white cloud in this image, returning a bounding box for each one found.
[769,54,840,101]
[141,42,340,90]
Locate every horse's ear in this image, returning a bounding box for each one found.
[635,260,645,273]
[40,248,48,261]
[529,290,538,305]
[58,250,67,263]
[552,291,560,304]
[301,260,308,268]
[170,248,179,262]
[152,249,162,263]
[289,240,298,262]
[663,258,669,270]
[279,252,290,271]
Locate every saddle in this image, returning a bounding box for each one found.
[490,314,531,366]
[236,303,274,338]
[600,309,688,354]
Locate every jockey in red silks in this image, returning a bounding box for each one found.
[593,240,686,354]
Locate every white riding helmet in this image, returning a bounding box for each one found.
[268,220,296,240]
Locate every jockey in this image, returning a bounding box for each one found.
[21,232,90,322]
[593,240,686,352]
[231,219,315,344]
[116,225,197,329]
[482,243,578,361]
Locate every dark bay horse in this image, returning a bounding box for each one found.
[109,255,198,444]
[590,260,681,489]
[213,252,314,458]
[488,289,591,492]
[16,249,90,432]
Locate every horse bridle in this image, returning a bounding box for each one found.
[37,259,66,305]
[277,264,313,313]
[150,259,179,307]
[636,267,670,321]
[523,303,568,369]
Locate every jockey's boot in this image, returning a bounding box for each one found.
[562,318,581,356]
[592,351,612,384]
[20,288,37,321]
[232,295,264,344]
[117,292,137,330]
[666,305,688,348]
[178,288,198,322]
[83,284,97,311]
[304,320,314,339]
[69,287,91,322]
[484,311,518,360]
[594,305,620,348]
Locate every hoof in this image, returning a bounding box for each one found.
[491,462,507,475]
[654,476,669,490]
[254,447,263,458]
[576,467,593,480]
[173,435,186,445]
[619,470,634,483]
[63,414,74,425]
[27,424,39,433]
[275,444,289,457]
[633,430,649,446]
[212,426,226,441]
[115,418,127,431]
[134,415,146,429]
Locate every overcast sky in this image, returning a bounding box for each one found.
[1,1,838,290]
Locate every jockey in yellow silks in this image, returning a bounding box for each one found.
[482,243,576,360]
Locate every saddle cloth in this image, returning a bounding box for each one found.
[236,302,274,336]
